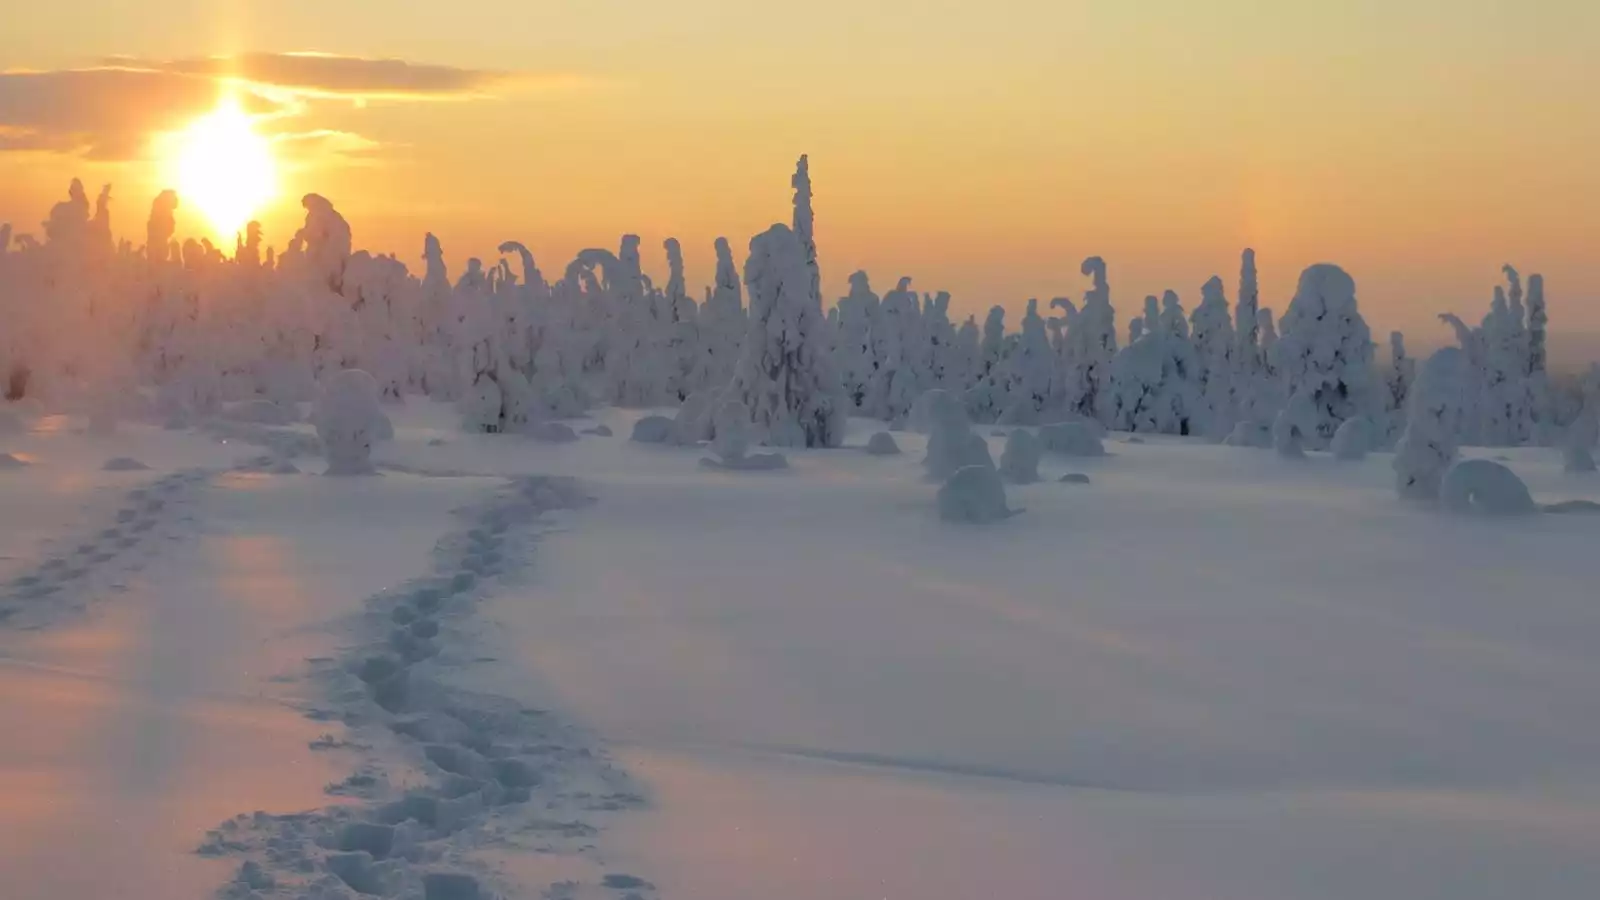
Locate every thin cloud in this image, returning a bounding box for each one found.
[0,53,584,161]
[102,52,581,101]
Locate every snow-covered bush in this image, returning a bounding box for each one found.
[937,464,1014,524]
[1441,460,1537,516]
[1272,405,1307,459]
[1394,348,1468,502]
[924,390,993,480]
[1563,377,1598,472]
[1039,421,1104,457]
[670,390,716,446]
[1331,416,1372,461]
[630,415,673,444]
[999,429,1042,483]
[312,368,384,476]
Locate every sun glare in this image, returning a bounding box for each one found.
[167,97,277,241]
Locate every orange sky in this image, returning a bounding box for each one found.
[2,1,1597,345]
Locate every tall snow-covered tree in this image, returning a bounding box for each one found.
[1274,264,1374,447]
[1190,275,1235,436]
[726,223,848,447]
[1064,256,1116,423]
[1382,331,1415,445]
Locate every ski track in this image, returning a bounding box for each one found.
[0,467,212,629]
[202,475,655,900]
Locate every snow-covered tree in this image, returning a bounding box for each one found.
[1063,256,1116,423]
[833,271,878,408]
[1382,331,1415,445]
[726,223,848,447]
[1394,348,1468,501]
[1190,275,1235,437]
[1274,264,1374,447]
[865,277,922,423]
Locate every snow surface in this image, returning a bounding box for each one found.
[5,403,1600,900]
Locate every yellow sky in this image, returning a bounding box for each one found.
[2,0,1597,341]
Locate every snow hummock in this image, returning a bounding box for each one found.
[937,464,1015,523]
[1058,472,1092,484]
[1440,459,1537,516]
[0,410,24,436]
[0,452,28,469]
[864,431,901,456]
[998,428,1042,484]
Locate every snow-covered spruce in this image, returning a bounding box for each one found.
[724,224,848,448]
[1394,348,1469,502]
[1274,264,1375,447]
[937,464,1015,524]
[1440,459,1537,516]
[312,369,386,476]
[999,428,1042,484]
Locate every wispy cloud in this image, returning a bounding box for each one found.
[0,53,584,161]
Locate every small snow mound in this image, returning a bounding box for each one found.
[583,424,614,437]
[313,369,384,476]
[999,429,1042,484]
[1441,459,1537,516]
[630,415,673,444]
[700,452,789,471]
[1039,422,1105,457]
[1124,436,1145,444]
[270,460,302,475]
[0,411,23,435]
[1544,499,1600,515]
[226,399,298,425]
[427,437,449,447]
[1223,421,1272,448]
[102,456,150,471]
[938,464,1016,524]
[864,431,901,456]
[374,411,395,442]
[1059,473,1092,484]
[528,422,579,443]
[0,452,28,469]
[1331,417,1371,461]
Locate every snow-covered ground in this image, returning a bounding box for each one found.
[4,401,1600,899]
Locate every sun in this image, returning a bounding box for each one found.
[166,97,277,241]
